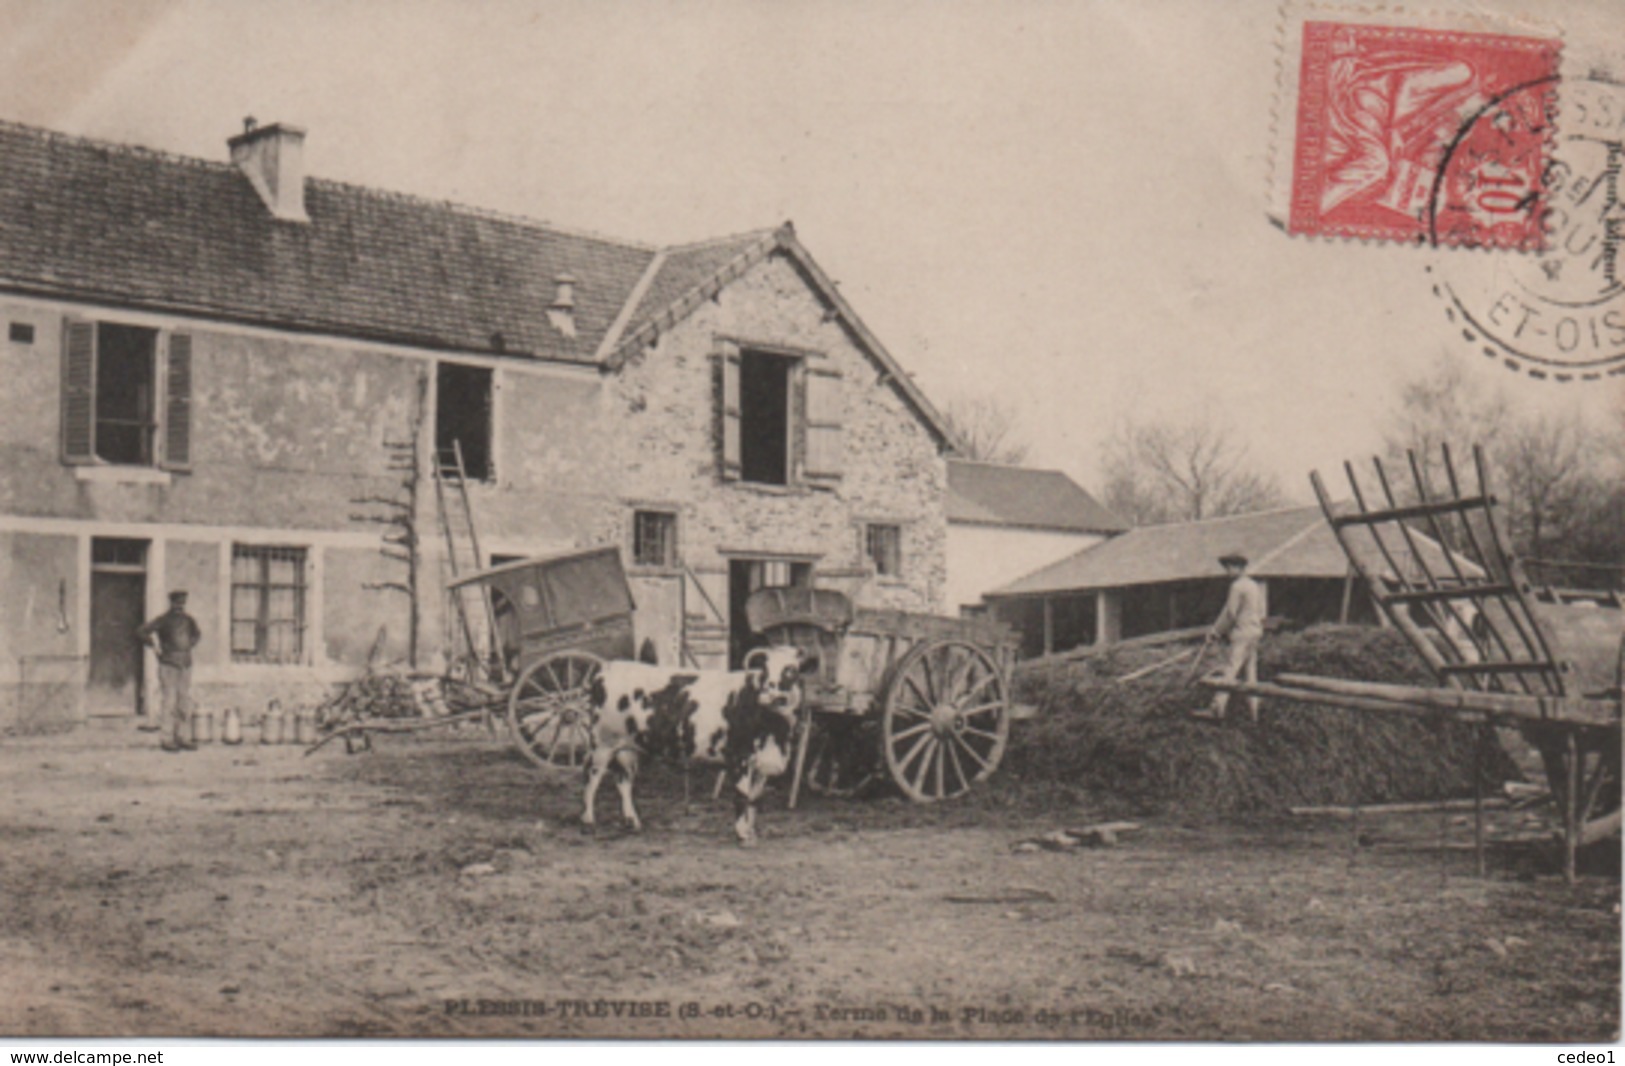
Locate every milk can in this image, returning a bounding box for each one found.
[292,706,316,746]
[189,709,214,744]
[260,699,285,745]
[221,706,244,745]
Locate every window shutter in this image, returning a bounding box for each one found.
[160,332,193,471]
[717,341,741,481]
[804,366,843,481]
[60,319,96,464]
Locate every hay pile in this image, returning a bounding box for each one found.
[1007,624,1518,816]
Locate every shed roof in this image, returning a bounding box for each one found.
[946,460,1126,534]
[987,504,1481,598]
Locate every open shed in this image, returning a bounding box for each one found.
[983,504,1481,659]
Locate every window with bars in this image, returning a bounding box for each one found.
[632,510,679,568]
[231,545,307,663]
[865,524,903,578]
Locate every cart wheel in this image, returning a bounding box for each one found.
[508,652,602,770]
[802,717,881,797]
[882,639,1009,802]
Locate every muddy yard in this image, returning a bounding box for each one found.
[0,727,1617,1041]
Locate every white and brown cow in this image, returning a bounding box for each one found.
[580,646,816,845]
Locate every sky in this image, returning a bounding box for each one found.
[0,0,1619,504]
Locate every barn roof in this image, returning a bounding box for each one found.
[0,119,953,444]
[986,504,1481,598]
[946,460,1126,534]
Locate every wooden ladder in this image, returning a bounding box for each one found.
[434,439,502,683]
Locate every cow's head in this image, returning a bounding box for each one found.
[743,645,818,715]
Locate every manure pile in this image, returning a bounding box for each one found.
[1007,624,1518,815]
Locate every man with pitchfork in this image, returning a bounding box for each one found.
[1191,552,1265,723]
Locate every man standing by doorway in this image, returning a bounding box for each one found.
[137,591,202,751]
[1192,552,1265,722]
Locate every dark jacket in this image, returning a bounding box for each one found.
[137,609,202,668]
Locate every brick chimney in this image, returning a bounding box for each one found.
[228,118,309,223]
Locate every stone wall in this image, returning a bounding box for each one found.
[0,247,950,714]
[608,250,947,616]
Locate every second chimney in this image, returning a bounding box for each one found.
[228,118,309,223]
[547,274,578,338]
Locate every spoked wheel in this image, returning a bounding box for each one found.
[802,716,881,798]
[508,652,601,770]
[882,639,1009,802]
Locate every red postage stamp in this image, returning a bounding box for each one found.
[1274,12,1560,247]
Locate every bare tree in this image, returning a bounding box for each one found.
[1099,412,1286,526]
[1498,413,1588,561]
[1380,353,1510,486]
[941,395,1031,465]
[1379,356,1625,589]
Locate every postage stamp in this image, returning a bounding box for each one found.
[1271,5,1560,246]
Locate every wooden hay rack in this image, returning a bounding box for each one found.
[1204,445,1621,881]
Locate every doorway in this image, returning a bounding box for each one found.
[727,557,811,668]
[87,537,149,717]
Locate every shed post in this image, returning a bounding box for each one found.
[1094,589,1121,646]
[1042,596,1054,656]
[1339,564,1355,624]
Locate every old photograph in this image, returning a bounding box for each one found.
[0,0,1619,1046]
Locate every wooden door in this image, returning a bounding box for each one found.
[88,567,146,717]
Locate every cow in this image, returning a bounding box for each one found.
[580,646,817,845]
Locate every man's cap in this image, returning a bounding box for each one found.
[168,590,189,603]
[1218,552,1248,567]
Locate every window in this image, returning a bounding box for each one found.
[10,322,34,344]
[865,524,903,577]
[436,362,493,481]
[60,320,192,469]
[632,510,679,568]
[95,325,157,464]
[718,342,843,487]
[92,538,148,568]
[231,545,307,663]
[739,350,790,485]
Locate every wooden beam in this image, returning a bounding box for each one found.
[1580,810,1623,847]
[1270,673,1620,727]
[1385,583,1518,605]
[1203,677,1620,729]
[1289,798,1510,817]
[1328,495,1494,527]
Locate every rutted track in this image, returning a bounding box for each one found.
[0,731,1616,1039]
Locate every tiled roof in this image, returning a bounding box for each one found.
[0,120,650,360]
[947,460,1125,533]
[988,504,1481,597]
[0,119,959,444]
[609,230,780,353]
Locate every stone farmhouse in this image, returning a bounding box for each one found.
[0,119,958,729]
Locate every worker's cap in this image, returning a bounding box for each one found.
[168,590,189,603]
[1217,552,1248,567]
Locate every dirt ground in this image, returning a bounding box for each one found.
[0,726,1617,1041]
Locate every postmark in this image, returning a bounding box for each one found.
[1271,6,1560,245]
[1429,75,1625,380]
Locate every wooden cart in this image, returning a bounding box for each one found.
[448,546,637,769]
[1204,446,1621,881]
[745,586,1021,805]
